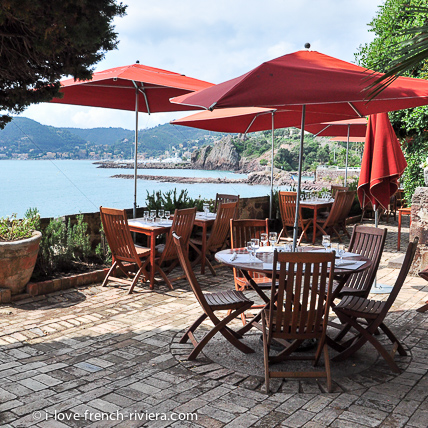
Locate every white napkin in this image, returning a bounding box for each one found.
[256,246,275,253]
[335,260,366,270]
[158,220,173,226]
[218,253,262,264]
[128,219,149,227]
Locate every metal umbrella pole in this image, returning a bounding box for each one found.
[133,87,139,220]
[293,105,306,250]
[270,112,275,219]
[371,204,393,294]
[344,124,350,186]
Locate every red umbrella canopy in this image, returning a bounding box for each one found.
[171,50,428,117]
[171,107,357,133]
[304,118,367,137]
[358,113,407,210]
[51,63,213,113]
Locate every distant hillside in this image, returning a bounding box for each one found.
[0,117,225,158]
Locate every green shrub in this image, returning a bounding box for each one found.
[145,188,209,212]
[35,214,92,277]
[260,159,268,166]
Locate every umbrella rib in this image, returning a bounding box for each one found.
[134,81,151,115]
[348,102,363,117]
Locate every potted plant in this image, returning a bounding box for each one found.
[0,209,42,295]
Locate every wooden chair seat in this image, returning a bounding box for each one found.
[332,238,419,373]
[173,232,254,360]
[335,296,385,319]
[205,290,253,310]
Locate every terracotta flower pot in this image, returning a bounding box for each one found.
[0,231,42,295]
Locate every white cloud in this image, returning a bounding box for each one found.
[18,0,382,129]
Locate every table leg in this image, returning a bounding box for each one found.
[312,206,318,244]
[397,211,402,250]
[201,223,207,274]
[149,235,156,289]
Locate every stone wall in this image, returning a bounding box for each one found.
[409,187,428,274]
[316,168,360,184]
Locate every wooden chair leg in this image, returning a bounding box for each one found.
[416,302,428,313]
[262,311,270,394]
[180,314,207,344]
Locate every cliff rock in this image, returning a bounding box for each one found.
[192,136,240,171]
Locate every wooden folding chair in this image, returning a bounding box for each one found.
[173,232,254,360]
[332,238,419,373]
[417,267,428,313]
[190,201,238,276]
[214,193,240,213]
[151,207,196,289]
[277,191,311,244]
[100,206,150,294]
[262,250,336,393]
[315,191,355,242]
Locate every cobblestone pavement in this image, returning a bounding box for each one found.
[0,217,427,427]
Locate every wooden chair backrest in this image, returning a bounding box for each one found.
[206,202,238,251]
[230,219,269,283]
[343,225,387,296]
[323,190,355,229]
[100,206,142,267]
[214,193,240,213]
[173,232,210,314]
[278,191,297,228]
[381,238,418,319]
[268,251,335,341]
[230,219,269,248]
[331,185,349,198]
[160,207,196,263]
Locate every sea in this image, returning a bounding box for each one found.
[1,160,284,219]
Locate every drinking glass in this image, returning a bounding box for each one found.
[203,203,210,217]
[260,233,268,247]
[337,243,346,264]
[165,210,171,221]
[143,211,149,222]
[268,231,277,246]
[150,210,156,223]
[322,235,331,252]
[247,241,254,260]
[158,207,165,221]
[251,238,260,256]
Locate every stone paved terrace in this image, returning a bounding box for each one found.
[0,215,427,427]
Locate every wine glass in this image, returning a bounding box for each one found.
[247,241,254,260]
[143,210,149,222]
[268,231,277,246]
[158,207,165,222]
[150,210,156,223]
[251,238,260,256]
[322,235,331,252]
[165,210,171,222]
[203,203,210,218]
[260,233,268,247]
[337,243,346,264]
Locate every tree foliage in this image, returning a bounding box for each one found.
[355,0,428,203]
[0,0,127,129]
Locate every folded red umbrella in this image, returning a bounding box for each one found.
[358,113,407,210]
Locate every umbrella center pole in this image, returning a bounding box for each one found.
[270,112,275,219]
[293,105,306,250]
[345,124,350,187]
[133,88,139,220]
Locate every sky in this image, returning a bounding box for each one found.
[19,0,384,130]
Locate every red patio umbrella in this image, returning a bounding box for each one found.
[51,63,213,218]
[358,112,407,293]
[171,49,428,248]
[358,112,407,212]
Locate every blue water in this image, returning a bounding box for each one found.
[1,160,277,218]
